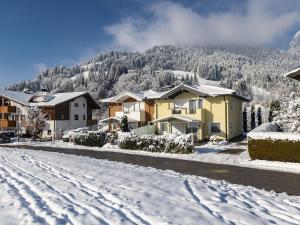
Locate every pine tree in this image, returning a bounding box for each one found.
[257,107,262,126]
[243,107,248,132]
[120,115,130,132]
[268,99,281,122]
[250,105,256,130]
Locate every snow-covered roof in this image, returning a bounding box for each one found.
[148,84,250,101]
[0,90,33,105]
[100,90,159,103]
[29,92,100,108]
[284,68,300,81]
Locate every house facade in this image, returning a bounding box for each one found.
[29,91,100,138]
[0,90,100,138]
[100,90,156,130]
[151,84,249,142]
[0,90,32,132]
[100,84,250,141]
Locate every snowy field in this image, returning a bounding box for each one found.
[13,140,300,175]
[1,147,300,225]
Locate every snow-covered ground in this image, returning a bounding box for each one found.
[12,140,300,175]
[1,147,300,225]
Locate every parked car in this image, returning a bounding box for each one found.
[0,133,11,143]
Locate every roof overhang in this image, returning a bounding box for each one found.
[284,68,300,81]
[107,91,143,103]
[99,117,139,123]
[154,115,201,123]
[159,84,208,99]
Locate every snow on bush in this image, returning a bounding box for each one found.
[72,131,107,147]
[274,98,300,133]
[118,132,194,154]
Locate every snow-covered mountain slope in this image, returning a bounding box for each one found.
[288,30,300,55]
[7,44,300,105]
[1,147,300,225]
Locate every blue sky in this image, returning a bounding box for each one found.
[0,0,299,87]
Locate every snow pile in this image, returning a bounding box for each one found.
[274,98,300,133]
[71,130,107,147]
[118,132,194,154]
[250,122,279,133]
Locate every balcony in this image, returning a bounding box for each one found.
[115,111,146,122]
[0,106,16,113]
[0,120,16,128]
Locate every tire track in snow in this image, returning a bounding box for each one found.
[21,153,152,225]
[183,179,235,225]
[0,169,50,225]
[1,155,110,225]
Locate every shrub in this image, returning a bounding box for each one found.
[118,132,194,154]
[248,137,300,163]
[72,131,107,147]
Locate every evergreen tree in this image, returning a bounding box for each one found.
[268,99,281,122]
[120,115,130,132]
[243,107,248,132]
[250,105,256,130]
[257,107,262,126]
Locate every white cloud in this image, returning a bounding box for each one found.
[104,0,300,51]
[33,63,47,73]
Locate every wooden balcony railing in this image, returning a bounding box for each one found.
[0,106,16,113]
[0,120,16,128]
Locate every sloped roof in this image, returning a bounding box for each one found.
[148,84,250,101]
[154,115,201,123]
[0,90,32,105]
[284,68,300,81]
[100,90,159,103]
[30,92,100,108]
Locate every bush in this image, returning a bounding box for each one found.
[248,137,300,163]
[72,131,107,147]
[118,132,194,154]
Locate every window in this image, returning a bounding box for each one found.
[198,99,203,108]
[211,123,221,133]
[47,130,51,135]
[74,103,79,107]
[189,100,197,114]
[74,114,79,120]
[83,114,86,120]
[61,114,65,120]
[123,102,135,113]
[83,103,86,108]
[140,102,145,111]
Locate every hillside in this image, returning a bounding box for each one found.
[7,45,300,106]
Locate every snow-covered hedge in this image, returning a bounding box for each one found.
[274,98,300,133]
[117,132,194,154]
[72,131,107,147]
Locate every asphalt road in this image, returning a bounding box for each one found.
[2,144,300,196]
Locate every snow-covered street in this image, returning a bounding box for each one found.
[1,147,300,225]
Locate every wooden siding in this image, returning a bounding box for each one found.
[0,120,16,128]
[109,103,122,117]
[55,102,69,120]
[145,100,155,121]
[0,106,16,113]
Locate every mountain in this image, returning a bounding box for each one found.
[7,44,300,107]
[289,30,300,55]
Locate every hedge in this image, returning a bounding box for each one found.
[118,132,194,154]
[72,131,107,147]
[248,138,300,163]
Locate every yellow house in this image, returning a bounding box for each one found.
[149,84,250,142]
